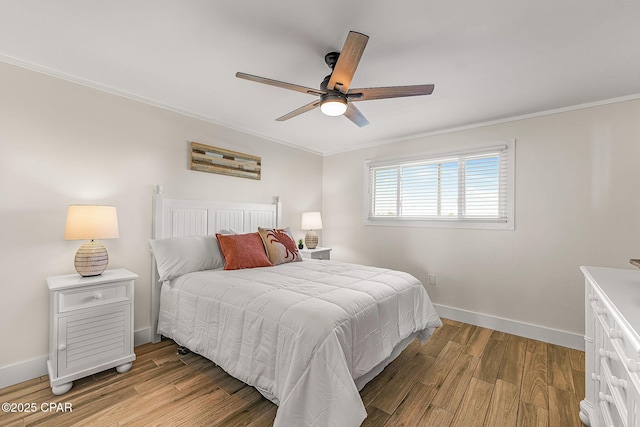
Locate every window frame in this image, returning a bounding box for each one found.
[363,140,515,230]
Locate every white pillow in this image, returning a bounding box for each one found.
[218,229,238,235]
[149,235,224,281]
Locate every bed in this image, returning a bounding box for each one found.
[149,187,442,426]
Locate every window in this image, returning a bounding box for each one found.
[365,140,515,229]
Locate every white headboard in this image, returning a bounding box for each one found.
[150,185,281,342]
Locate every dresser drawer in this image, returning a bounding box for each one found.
[590,286,616,333]
[600,354,629,421]
[599,397,625,427]
[59,281,131,312]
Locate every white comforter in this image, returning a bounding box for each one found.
[157,259,441,426]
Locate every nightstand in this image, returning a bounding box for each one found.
[46,268,137,395]
[300,247,332,260]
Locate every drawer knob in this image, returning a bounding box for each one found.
[599,348,617,360]
[610,376,628,389]
[598,392,615,404]
[609,328,623,339]
[591,373,601,381]
[93,293,103,300]
[58,344,67,351]
[627,358,639,372]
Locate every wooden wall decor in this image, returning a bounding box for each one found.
[190,142,261,180]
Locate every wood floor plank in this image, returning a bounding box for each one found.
[485,379,519,427]
[526,339,547,356]
[217,398,278,427]
[547,344,575,392]
[449,377,494,427]
[360,407,391,427]
[491,330,510,341]
[360,353,410,407]
[422,323,461,358]
[431,352,479,413]
[420,341,464,388]
[474,338,507,383]
[371,351,426,414]
[245,405,277,427]
[0,376,50,401]
[0,326,586,427]
[517,401,549,427]
[568,348,585,372]
[202,386,264,426]
[382,382,437,427]
[497,334,528,387]
[571,369,585,403]
[419,406,455,427]
[520,351,548,410]
[464,327,494,357]
[442,318,463,327]
[548,386,581,427]
[451,323,477,346]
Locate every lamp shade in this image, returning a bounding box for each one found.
[301,212,323,230]
[64,205,119,240]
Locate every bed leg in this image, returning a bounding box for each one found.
[177,346,189,355]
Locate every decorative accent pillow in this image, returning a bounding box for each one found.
[149,235,225,282]
[216,232,273,270]
[258,227,302,265]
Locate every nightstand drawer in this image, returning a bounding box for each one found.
[300,247,332,260]
[59,281,131,312]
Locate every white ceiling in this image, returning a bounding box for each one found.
[2,1,640,155]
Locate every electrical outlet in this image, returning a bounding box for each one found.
[428,274,436,285]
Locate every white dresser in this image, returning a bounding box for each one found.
[47,269,137,395]
[581,266,640,427]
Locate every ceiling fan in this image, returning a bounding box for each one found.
[236,31,435,127]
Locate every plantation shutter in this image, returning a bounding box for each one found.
[368,143,511,224]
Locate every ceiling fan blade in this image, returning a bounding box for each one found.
[348,84,435,101]
[236,72,326,96]
[343,103,369,127]
[327,31,369,94]
[276,100,321,121]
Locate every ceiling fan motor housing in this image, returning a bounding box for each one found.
[324,52,340,69]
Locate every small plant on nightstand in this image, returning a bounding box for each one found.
[298,239,304,249]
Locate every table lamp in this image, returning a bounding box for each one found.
[64,205,119,276]
[301,211,322,249]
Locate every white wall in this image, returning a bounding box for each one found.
[0,62,323,373]
[2,55,639,386]
[323,99,640,342]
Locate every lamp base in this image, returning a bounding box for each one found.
[74,240,109,277]
[304,230,319,249]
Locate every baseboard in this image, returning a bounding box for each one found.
[0,355,49,390]
[433,304,585,351]
[134,327,151,348]
[0,328,153,390]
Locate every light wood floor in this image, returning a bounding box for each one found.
[0,318,585,427]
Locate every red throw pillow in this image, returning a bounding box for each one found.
[216,232,273,270]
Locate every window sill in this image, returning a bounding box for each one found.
[364,217,515,230]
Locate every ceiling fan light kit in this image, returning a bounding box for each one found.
[236,31,434,127]
[320,94,347,116]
